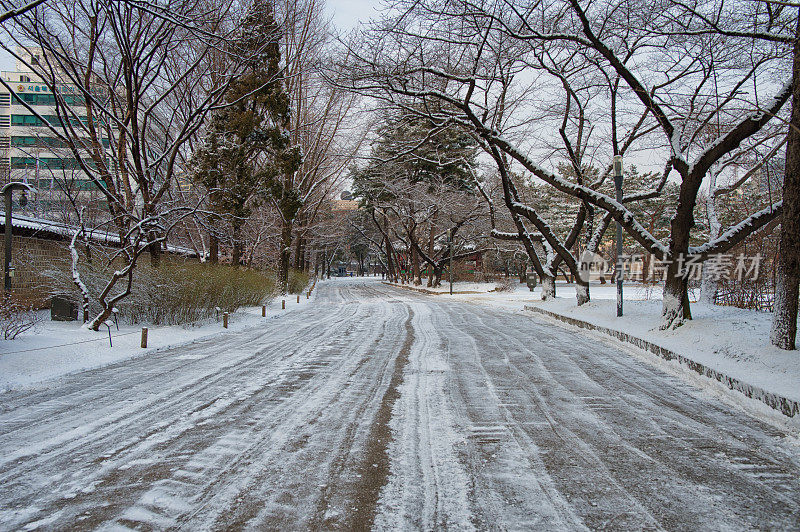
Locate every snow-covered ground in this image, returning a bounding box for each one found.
[399,278,665,300]
[0,278,798,530]
[390,279,799,408]
[0,292,314,392]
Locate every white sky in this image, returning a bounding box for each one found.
[0,47,13,73]
[324,0,382,33]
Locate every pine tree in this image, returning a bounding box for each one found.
[193,0,301,269]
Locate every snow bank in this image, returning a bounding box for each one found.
[0,293,315,392]
[388,279,665,300]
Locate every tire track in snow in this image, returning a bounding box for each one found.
[335,304,414,530]
[437,304,660,529]
[373,299,474,531]
[0,303,358,486]
[0,282,393,529]
[99,282,416,529]
[433,297,800,530]
[2,279,799,530]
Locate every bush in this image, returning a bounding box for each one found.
[287,269,310,294]
[124,261,277,325]
[45,256,277,326]
[0,295,42,340]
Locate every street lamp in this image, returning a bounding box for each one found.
[613,155,623,317]
[448,228,454,295]
[3,182,36,293]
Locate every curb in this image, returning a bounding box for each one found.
[382,282,484,295]
[523,305,799,418]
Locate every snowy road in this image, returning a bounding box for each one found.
[1,278,798,530]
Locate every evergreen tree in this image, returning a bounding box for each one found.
[353,111,478,207]
[193,0,301,268]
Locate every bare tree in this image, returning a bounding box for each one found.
[660,0,799,347]
[257,0,366,292]
[1,0,243,329]
[342,0,790,327]
[338,0,667,305]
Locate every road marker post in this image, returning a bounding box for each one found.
[223,312,229,328]
[141,327,148,348]
[262,305,266,317]
[282,299,285,310]
[297,294,300,304]
[105,321,113,347]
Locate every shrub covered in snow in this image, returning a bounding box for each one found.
[288,269,310,295]
[0,295,42,340]
[124,261,279,325]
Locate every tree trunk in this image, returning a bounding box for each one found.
[385,240,395,282]
[662,271,692,329]
[641,253,651,283]
[209,232,219,264]
[294,232,304,270]
[279,219,292,293]
[432,264,443,288]
[231,221,243,267]
[411,244,422,285]
[541,275,555,300]
[771,14,800,350]
[701,168,721,305]
[426,214,436,286]
[661,180,696,328]
[576,281,589,306]
[88,306,114,331]
[148,237,161,268]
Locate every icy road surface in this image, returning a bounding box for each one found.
[1,278,799,530]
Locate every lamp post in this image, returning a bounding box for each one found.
[613,155,624,317]
[3,182,36,293]
[448,228,454,295]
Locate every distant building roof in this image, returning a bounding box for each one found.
[332,199,358,212]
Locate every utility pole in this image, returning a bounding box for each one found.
[448,228,453,295]
[613,155,624,317]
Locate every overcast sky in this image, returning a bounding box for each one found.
[325,0,382,33]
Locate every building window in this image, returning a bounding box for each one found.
[11,156,86,170]
[12,92,80,106]
[10,114,89,127]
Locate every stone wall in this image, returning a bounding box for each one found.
[0,233,70,306]
[1,232,200,308]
